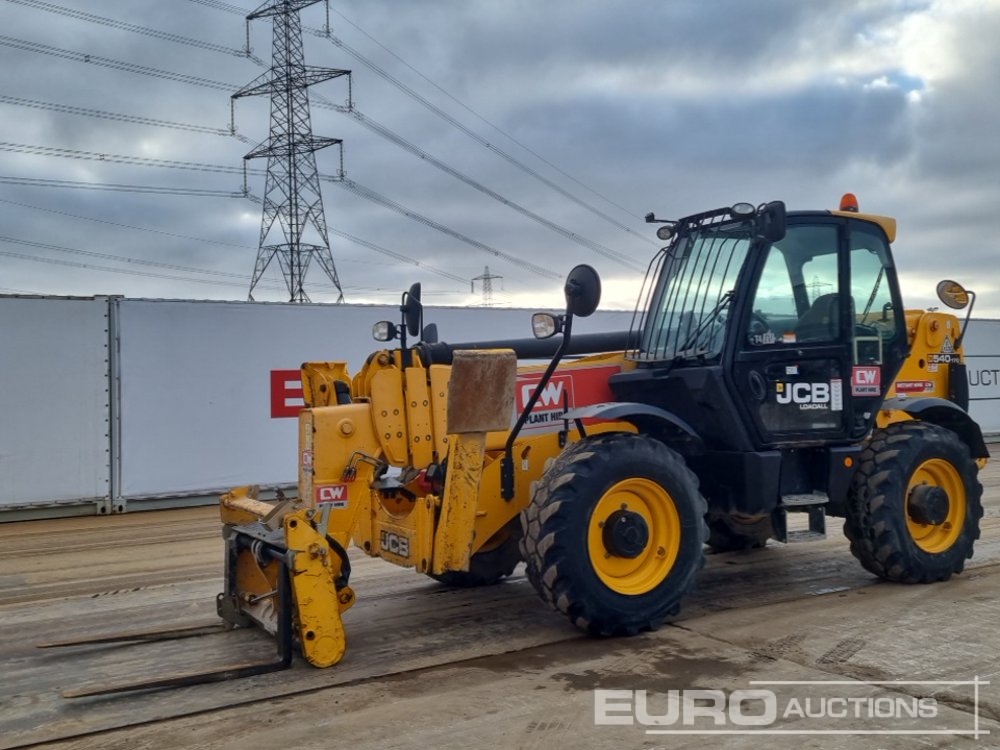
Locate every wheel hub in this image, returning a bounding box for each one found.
[907,484,950,526]
[602,510,650,559]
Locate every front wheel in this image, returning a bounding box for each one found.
[520,433,707,636]
[844,421,983,582]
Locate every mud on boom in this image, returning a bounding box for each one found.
[53,195,987,694]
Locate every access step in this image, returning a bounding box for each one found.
[773,498,827,543]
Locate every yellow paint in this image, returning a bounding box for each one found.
[829,210,897,242]
[285,510,348,668]
[905,458,966,554]
[429,365,451,459]
[301,361,352,407]
[586,477,681,595]
[886,310,961,402]
[370,368,408,465]
[432,432,486,574]
[404,366,434,467]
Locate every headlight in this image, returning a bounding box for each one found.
[372,320,397,342]
[531,312,561,339]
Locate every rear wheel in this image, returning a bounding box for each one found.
[520,433,707,636]
[430,521,521,587]
[844,421,983,582]
[706,514,772,552]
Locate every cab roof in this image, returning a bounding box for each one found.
[787,209,897,243]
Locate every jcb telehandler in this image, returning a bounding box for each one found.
[53,195,986,695]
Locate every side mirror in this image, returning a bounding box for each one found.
[421,322,439,344]
[403,282,422,337]
[936,280,970,310]
[531,312,562,339]
[564,264,601,318]
[757,201,786,243]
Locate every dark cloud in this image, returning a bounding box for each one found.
[0,0,997,313]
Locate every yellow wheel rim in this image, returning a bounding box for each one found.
[905,458,966,554]
[586,478,681,595]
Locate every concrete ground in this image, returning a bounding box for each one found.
[1,465,998,750]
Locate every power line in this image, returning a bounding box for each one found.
[337,179,560,280]
[0,141,255,176]
[346,108,643,270]
[0,141,344,185]
[317,32,654,247]
[4,0,260,61]
[0,171,552,284]
[0,236,461,297]
[0,246,261,288]
[0,174,245,196]
[0,233,264,281]
[0,94,251,143]
[7,0,648,252]
[1,136,559,283]
[327,227,469,285]
[0,33,344,114]
[0,197,472,285]
[0,196,253,248]
[0,34,236,91]
[2,22,634,267]
[324,6,643,224]
[188,0,652,241]
[0,196,253,249]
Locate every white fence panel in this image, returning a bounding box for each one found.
[115,299,631,502]
[961,319,1000,434]
[0,296,110,512]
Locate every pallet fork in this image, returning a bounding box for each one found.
[39,549,295,698]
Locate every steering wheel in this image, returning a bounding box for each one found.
[747,312,775,345]
[749,312,774,335]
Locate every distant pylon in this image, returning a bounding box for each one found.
[234,0,349,303]
[472,265,503,306]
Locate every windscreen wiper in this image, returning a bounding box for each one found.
[673,290,734,359]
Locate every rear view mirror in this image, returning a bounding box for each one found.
[421,323,439,344]
[564,264,601,318]
[403,283,422,337]
[936,280,970,310]
[757,201,786,243]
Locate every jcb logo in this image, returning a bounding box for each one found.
[380,530,410,558]
[776,382,830,405]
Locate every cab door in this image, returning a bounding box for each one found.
[729,217,907,448]
[730,219,853,446]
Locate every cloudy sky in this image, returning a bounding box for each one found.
[0,0,998,314]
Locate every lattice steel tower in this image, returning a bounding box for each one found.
[234,0,349,302]
[472,266,503,306]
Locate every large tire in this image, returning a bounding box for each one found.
[430,521,521,587]
[844,421,983,583]
[706,514,772,552]
[520,433,708,636]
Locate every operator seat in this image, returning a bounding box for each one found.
[795,293,841,342]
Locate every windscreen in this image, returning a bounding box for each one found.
[632,225,751,362]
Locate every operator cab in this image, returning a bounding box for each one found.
[615,197,909,454]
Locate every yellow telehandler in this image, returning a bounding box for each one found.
[54,195,987,695]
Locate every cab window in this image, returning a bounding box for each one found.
[850,226,900,364]
[746,225,841,346]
